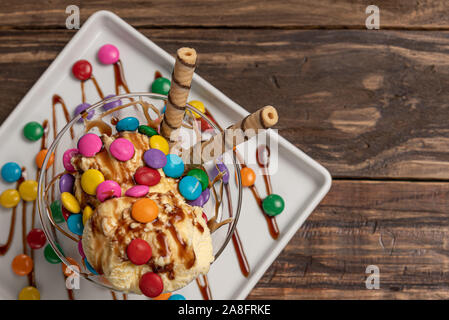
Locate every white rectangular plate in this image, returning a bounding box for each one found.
[0,11,331,300]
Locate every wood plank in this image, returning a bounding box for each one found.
[0,1,448,29]
[248,180,449,299]
[2,29,449,179]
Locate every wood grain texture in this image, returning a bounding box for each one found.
[0,1,448,29]
[248,180,449,299]
[2,29,449,179]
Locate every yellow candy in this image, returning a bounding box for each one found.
[18,286,40,300]
[0,189,20,208]
[188,100,206,119]
[81,169,104,195]
[61,192,80,214]
[82,205,93,225]
[150,135,169,155]
[18,180,38,202]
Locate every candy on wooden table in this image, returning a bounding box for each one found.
[59,173,75,194]
[103,94,122,111]
[50,200,65,224]
[77,133,103,157]
[109,137,135,161]
[81,169,105,195]
[11,254,33,276]
[125,185,149,198]
[18,286,40,300]
[96,180,121,202]
[151,77,171,96]
[67,213,84,236]
[74,103,94,122]
[44,243,63,264]
[163,154,185,178]
[98,44,120,65]
[262,194,285,216]
[210,161,229,184]
[72,60,92,81]
[188,100,206,119]
[139,272,163,298]
[82,205,93,226]
[187,188,210,207]
[62,257,80,277]
[18,180,38,201]
[168,294,186,300]
[132,198,159,223]
[149,135,169,155]
[179,176,202,200]
[0,189,20,208]
[116,117,139,132]
[240,167,256,187]
[143,148,167,169]
[35,149,55,169]
[23,121,44,141]
[84,258,98,275]
[62,148,79,173]
[134,166,161,186]
[127,239,152,265]
[1,162,22,182]
[187,168,209,191]
[138,125,158,138]
[27,228,46,249]
[61,192,81,214]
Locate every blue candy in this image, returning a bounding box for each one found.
[168,294,186,300]
[1,162,22,182]
[179,176,202,200]
[84,258,98,275]
[116,117,139,132]
[67,213,84,236]
[162,105,166,114]
[163,154,185,178]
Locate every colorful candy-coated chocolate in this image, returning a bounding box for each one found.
[59,173,75,194]
[139,272,163,298]
[50,200,65,224]
[179,176,202,201]
[84,258,99,275]
[1,162,22,182]
[18,180,38,201]
[27,228,46,249]
[96,180,121,202]
[61,192,81,213]
[36,149,55,169]
[72,60,92,81]
[127,239,152,265]
[110,138,135,161]
[81,169,105,195]
[62,148,79,173]
[103,94,122,111]
[44,243,63,264]
[62,206,71,221]
[0,189,20,208]
[187,168,209,191]
[143,148,167,169]
[163,154,185,178]
[210,162,229,184]
[199,117,213,131]
[188,100,206,119]
[77,133,103,157]
[125,185,149,198]
[82,205,93,226]
[78,240,85,259]
[151,77,171,96]
[241,167,256,187]
[138,125,158,137]
[168,294,186,300]
[116,117,139,132]
[62,257,80,277]
[149,135,169,155]
[74,103,94,122]
[262,194,285,216]
[134,166,161,186]
[11,254,33,276]
[162,105,166,114]
[18,286,40,300]
[187,188,210,207]
[153,292,172,300]
[98,44,120,65]
[67,213,84,236]
[23,121,44,141]
[132,198,159,223]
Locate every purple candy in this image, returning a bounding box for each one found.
[210,162,229,184]
[187,188,210,207]
[78,240,85,258]
[125,185,149,198]
[103,94,122,111]
[59,174,75,194]
[74,103,94,122]
[143,148,167,169]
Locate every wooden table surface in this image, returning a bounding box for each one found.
[1,1,449,299]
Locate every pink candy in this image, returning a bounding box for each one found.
[96,180,121,202]
[125,185,149,198]
[109,138,135,161]
[98,44,120,65]
[78,133,102,157]
[62,148,79,172]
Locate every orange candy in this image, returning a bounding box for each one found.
[11,254,33,276]
[240,167,256,187]
[153,292,172,300]
[62,257,81,277]
[132,198,159,223]
[36,149,55,169]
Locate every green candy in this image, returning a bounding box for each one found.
[151,77,171,95]
[23,121,44,141]
[44,243,63,264]
[187,169,209,191]
[262,194,285,216]
[138,125,158,137]
[50,200,65,224]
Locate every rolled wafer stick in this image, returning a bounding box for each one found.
[160,47,197,144]
[183,105,278,164]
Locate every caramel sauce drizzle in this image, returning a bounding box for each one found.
[113,60,131,95]
[81,77,104,103]
[196,275,212,300]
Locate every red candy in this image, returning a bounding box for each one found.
[26,228,46,249]
[134,167,161,186]
[62,206,71,221]
[139,272,163,298]
[72,60,92,81]
[127,239,152,265]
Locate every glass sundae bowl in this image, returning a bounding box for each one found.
[37,93,242,296]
